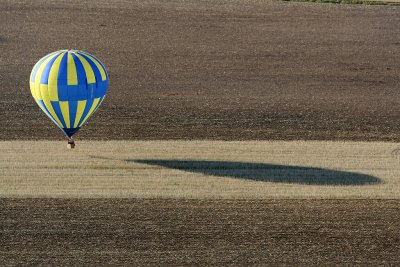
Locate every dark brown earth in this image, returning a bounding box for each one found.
[0,0,399,141]
[0,199,399,266]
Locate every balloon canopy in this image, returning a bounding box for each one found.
[29,50,109,138]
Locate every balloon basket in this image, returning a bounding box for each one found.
[67,138,75,149]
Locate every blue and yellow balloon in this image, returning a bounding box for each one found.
[30,50,108,148]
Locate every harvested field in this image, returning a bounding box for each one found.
[1,141,399,198]
[0,0,399,141]
[1,199,399,266]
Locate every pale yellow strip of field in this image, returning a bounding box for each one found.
[0,141,399,199]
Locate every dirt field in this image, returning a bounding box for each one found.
[0,199,399,266]
[0,0,399,141]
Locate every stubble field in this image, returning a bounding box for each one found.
[0,0,399,265]
[1,140,399,198]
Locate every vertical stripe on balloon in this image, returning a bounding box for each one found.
[34,53,59,100]
[69,101,78,130]
[42,98,64,128]
[67,53,78,85]
[59,101,71,128]
[38,98,64,130]
[40,84,50,102]
[79,51,107,80]
[51,101,67,129]
[79,52,107,82]
[30,51,58,82]
[57,52,68,101]
[79,97,100,127]
[74,100,87,128]
[74,52,96,84]
[29,82,35,99]
[92,96,105,114]
[40,55,59,85]
[48,52,66,101]
[78,53,103,85]
[71,53,87,86]
[38,100,64,130]
[77,98,94,127]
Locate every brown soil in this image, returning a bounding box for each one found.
[0,199,399,266]
[0,0,399,141]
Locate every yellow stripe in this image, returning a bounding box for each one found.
[96,96,106,111]
[79,98,100,127]
[59,101,70,128]
[80,52,106,81]
[40,84,51,103]
[67,53,78,85]
[38,86,63,128]
[43,99,63,128]
[30,51,58,82]
[48,52,66,101]
[73,53,96,83]
[30,82,36,99]
[74,100,87,128]
[33,53,59,100]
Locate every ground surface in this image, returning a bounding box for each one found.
[1,199,399,266]
[0,0,399,141]
[1,0,400,265]
[1,141,399,198]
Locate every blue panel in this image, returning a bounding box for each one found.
[58,85,68,101]
[57,53,68,100]
[68,101,78,130]
[71,53,87,86]
[40,53,61,84]
[94,81,104,98]
[50,101,67,129]
[77,98,94,126]
[103,79,109,94]
[87,83,96,99]
[78,84,87,100]
[94,80,108,98]
[67,85,79,101]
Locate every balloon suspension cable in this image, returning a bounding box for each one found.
[67,137,75,149]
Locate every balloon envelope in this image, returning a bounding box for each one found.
[29,50,108,137]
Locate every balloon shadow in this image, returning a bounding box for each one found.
[132,159,381,186]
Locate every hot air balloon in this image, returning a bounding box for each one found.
[29,50,109,148]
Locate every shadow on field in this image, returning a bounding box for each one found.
[133,160,380,186]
